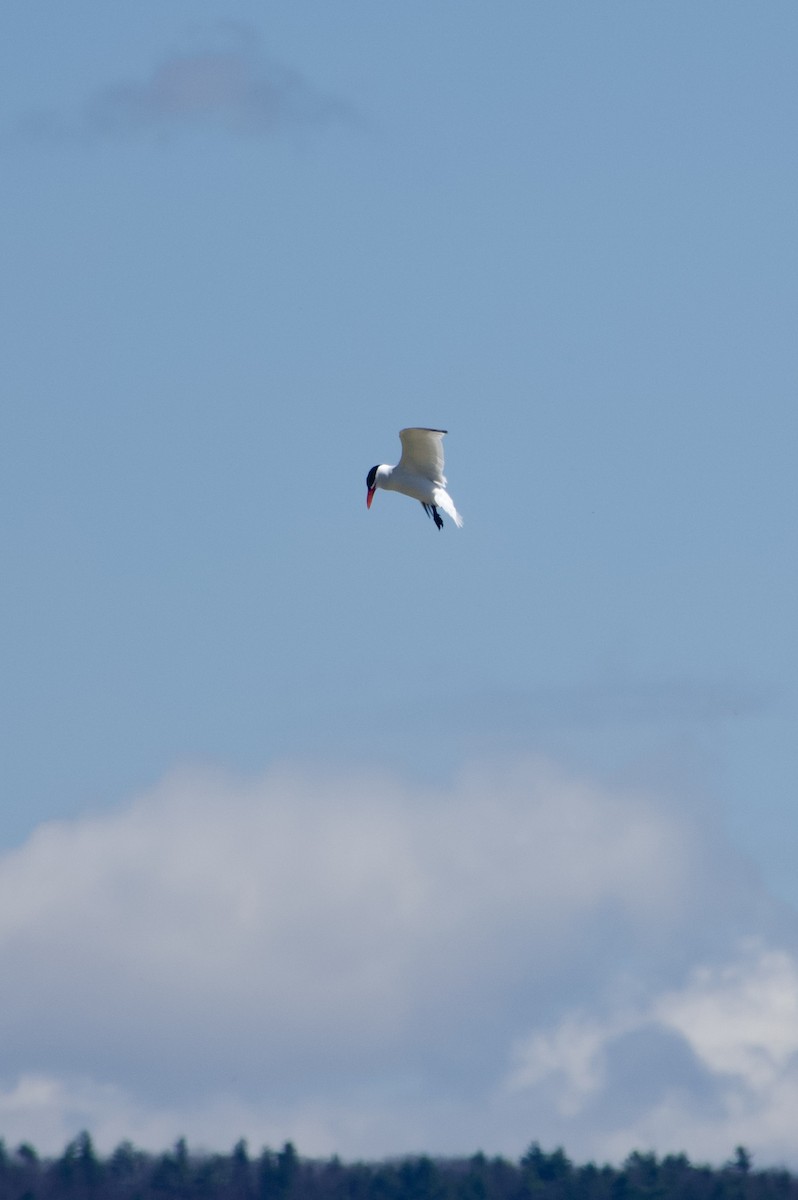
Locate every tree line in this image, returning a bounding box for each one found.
[1,1134,795,1200]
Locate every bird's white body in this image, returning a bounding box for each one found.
[367,428,463,528]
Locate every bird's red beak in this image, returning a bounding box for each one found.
[366,487,375,509]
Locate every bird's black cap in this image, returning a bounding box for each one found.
[366,465,378,489]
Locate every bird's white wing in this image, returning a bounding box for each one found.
[397,428,447,483]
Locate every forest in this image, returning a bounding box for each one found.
[1,1136,796,1200]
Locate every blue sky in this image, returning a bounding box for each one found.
[3,0,798,1168]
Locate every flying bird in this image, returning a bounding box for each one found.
[366,427,463,530]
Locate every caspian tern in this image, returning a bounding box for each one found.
[366,427,463,530]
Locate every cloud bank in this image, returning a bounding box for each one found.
[1,758,796,1164]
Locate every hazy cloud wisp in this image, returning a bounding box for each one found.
[17,30,347,144]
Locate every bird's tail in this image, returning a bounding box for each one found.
[434,488,464,528]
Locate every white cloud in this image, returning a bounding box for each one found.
[505,942,798,1167]
[0,757,794,1163]
[505,1012,625,1115]
[655,944,798,1088]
